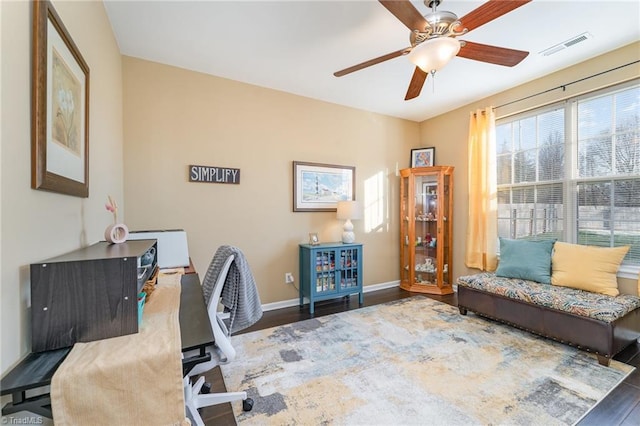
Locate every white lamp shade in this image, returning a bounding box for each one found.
[336,201,362,220]
[337,200,361,243]
[408,37,461,73]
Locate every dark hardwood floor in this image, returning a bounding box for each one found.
[197,287,640,425]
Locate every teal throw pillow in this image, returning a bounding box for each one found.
[495,238,555,284]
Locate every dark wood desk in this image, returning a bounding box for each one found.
[180,273,214,353]
[184,258,197,274]
[0,348,70,418]
[1,273,213,418]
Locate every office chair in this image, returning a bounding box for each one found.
[183,254,253,426]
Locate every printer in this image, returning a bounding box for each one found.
[128,229,190,268]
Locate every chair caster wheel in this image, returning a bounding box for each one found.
[242,398,254,412]
[201,382,211,394]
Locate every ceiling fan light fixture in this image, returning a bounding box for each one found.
[408,37,460,73]
[425,10,465,37]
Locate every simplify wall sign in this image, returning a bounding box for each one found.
[189,164,240,184]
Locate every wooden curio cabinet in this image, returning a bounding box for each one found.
[400,166,454,295]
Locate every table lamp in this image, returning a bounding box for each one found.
[336,200,362,243]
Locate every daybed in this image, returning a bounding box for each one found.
[456,240,640,366]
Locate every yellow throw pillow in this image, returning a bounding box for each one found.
[551,242,629,296]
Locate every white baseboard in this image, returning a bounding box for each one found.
[261,280,400,312]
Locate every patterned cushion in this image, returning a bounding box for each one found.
[457,272,640,323]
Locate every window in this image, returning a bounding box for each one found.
[496,81,640,271]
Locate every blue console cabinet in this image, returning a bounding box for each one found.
[299,242,363,314]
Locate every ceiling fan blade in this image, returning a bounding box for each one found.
[460,0,531,33]
[405,67,428,101]
[458,41,529,67]
[334,48,410,77]
[379,0,428,31]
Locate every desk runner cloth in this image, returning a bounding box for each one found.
[51,272,188,426]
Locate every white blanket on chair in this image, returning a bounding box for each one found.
[203,245,263,333]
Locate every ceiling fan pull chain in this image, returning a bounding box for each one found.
[431,70,436,93]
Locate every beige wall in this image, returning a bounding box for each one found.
[418,42,640,295]
[1,1,123,374]
[122,56,418,305]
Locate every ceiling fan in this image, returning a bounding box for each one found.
[334,0,531,100]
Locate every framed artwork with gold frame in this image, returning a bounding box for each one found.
[32,0,90,197]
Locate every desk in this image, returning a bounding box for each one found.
[184,258,197,274]
[1,273,213,419]
[180,273,214,353]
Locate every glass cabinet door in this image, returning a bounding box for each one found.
[314,249,337,295]
[442,173,452,286]
[414,174,438,285]
[338,247,359,290]
[400,174,410,284]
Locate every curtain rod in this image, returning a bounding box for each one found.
[494,60,640,110]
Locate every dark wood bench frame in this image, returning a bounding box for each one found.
[458,284,640,366]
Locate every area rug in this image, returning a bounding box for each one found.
[220,296,634,425]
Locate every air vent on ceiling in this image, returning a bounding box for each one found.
[539,32,593,57]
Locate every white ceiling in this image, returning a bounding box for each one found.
[103,0,640,122]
